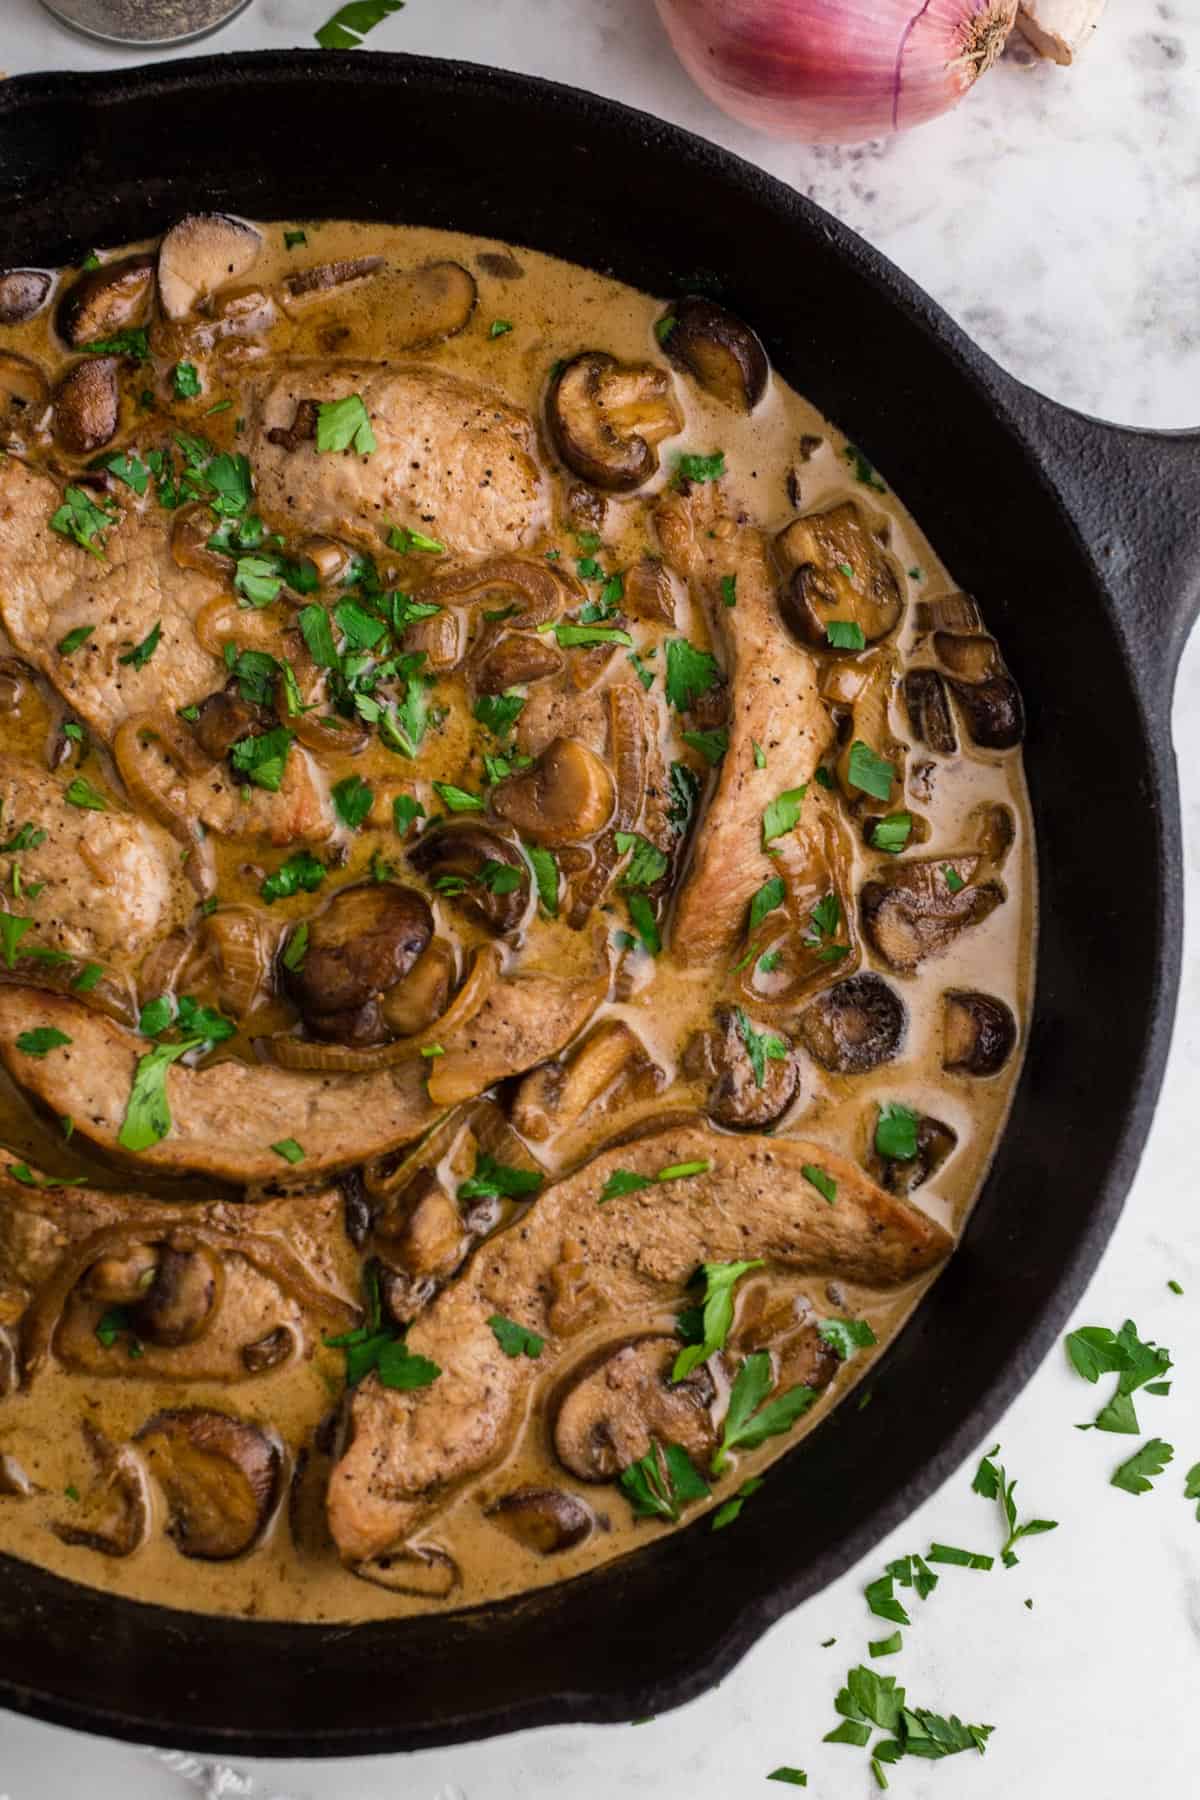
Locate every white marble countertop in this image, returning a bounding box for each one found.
[1,1,1198,1795]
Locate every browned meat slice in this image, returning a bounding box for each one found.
[0,757,192,961]
[0,953,607,1181]
[654,483,834,965]
[327,1119,951,1563]
[248,362,549,556]
[0,458,223,738]
[0,1168,359,1386]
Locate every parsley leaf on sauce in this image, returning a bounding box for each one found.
[487,1314,545,1359]
[712,1351,817,1474]
[875,1103,919,1162]
[672,1259,763,1381]
[332,774,374,830]
[457,1153,544,1203]
[847,741,896,802]
[620,1442,710,1522]
[664,638,720,711]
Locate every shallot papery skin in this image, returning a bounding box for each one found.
[654,0,1020,143]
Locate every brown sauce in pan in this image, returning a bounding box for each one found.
[0,219,1034,1620]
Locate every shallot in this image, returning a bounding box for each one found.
[654,0,1021,142]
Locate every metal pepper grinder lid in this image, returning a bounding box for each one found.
[38,0,253,47]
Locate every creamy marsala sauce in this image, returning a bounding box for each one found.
[0,218,1034,1622]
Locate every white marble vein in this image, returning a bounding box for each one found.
[1,0,1198,1794]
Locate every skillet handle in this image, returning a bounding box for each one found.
[1008,385,1200,713]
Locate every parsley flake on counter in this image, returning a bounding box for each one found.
[171,361,201,399]
[870,812,912,855]
[713,1353,817,1474]
[868,1632,902,1659]
[271,1139,305,1165]
[50,485,118,559]
[927,1543,994,1570]
[1184,1462,1200,1519]
[332,774,374,830]
[1111,1437,1174,1496]
[972,1444,1058,1566]
[1168,1279,1184,1295]
[826,619,866,650]
[316,393,377,456]
[675,450,726,484]
[15,1027,72,1059]
[801,1164,837,1206]
[672,1259,763,1381]
[875,1102,919,1162]
[620,1441,710,1522]
[847,740,895,802]
[762,785,807,847]
[64,777,107,812]
[388,524,445,555]
[819,1317,877,1361]
[766,1769,807,1787]
[665,637,720,710]
[457,1153,544,1203]
[1065,1319,1172,1434]
[57,624,95,656]
[488,1314,545,1359]
[260,850,326,904]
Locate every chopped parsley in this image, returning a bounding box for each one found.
[654,314,677,344]
[260,850,326,904]
[847,741,895,802]
[316,393,376,456]
[489,319,513,338]
[818,1317,877,1361]
[432,781,485,814]
[14,1027,72,1058]
[281,922,309,972]
[57,624,95,656]
[762,785,806,848]
[748,875,786,937]
[171,361,201,400]
[664,637,720,711]
[675,450,725,484]
[388,525,445,555]
[230,726,294,793]
[620,1442,710,1522]
[393,794,425,835]
[801,1163,837,1206]
[599,1159,711,1204]
[0,823,46,854]
[626,892,661,956]
[474,691,525,737]
[1111,1437,1174,1496]
[875,1102,919,1162]
[628,649,656,691]
[843,445,887,493]
[667,761,700,834]
[525,842,559,915]
[803,891,849,962]
[927,1543,994,1570]
[870,812,912,855]
[942,864,966,894]
[672,1258,763,1381]
[94,450,149,496]
[972,1444,1058,1566]
[234,556,284,607]
[711,1474,764,1532]
[720,574,737,608]
[80,328,149,362]
[332,774,374,830]
[1185,1462,1200,1519]
[826,619,866,651]
[457,1153,544,1203]
[681,727,728,765]
[615,830,668,889]
[271,1138,305,1165]
[0,916,35,969]
[117,619,162,670]
[487,1314,544,1359]
[733,1006,788,1089]
[118,1038,204,1152]
[284,228,308,249]
[1065,1319,1172,1434]
[49,486,118,559]
[712,1351,817,1475]
[552,622,633,648]
[64,777,106,811]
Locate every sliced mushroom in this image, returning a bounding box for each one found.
[0,269,51,324]
[553,1336,716,1481]
[824,651,905,808]
[171,500,234,578]
[283,883,434,1041]
[903,667,957,755]
[623,556,679,625]
[378,935,455,1038]
[0,351,50,449]
[242,1326,294,1374]
[53,357,119,456]
[373,1179,470,1326]
[869,1112,958,1196]
[491,736,615,848]
[356,1544,460,1596]
[56,253,154,347]
[565,481,606,535]
[733,1288,840,1391]
[933,632,1002,684]
[972,801,1015,869]
[282,255,385,302]
[0,1454,35,1498]
[82,1243,159,1305]
[191,686,266,761]
[298,534,352,586]
[0,1330,16,1401]
[860,856,1004,973]
[0,656,28,713]
[53,1423,150,1558]
[158,213,263,320]
[135,1408,281,1561]
[684,1004,799,1130]
[915,592,982,634]
[777,502,902,649]
[409,822,530,934]
[132,1246,224,1348]
[513,1020,659,1143]
[948,674,1025,750]
[547,351,682,491]
[401,607,463,675]
[266,396,318,452]
[942,990,1017,1076]
[798,972,907,1075]
[659,296,768,412]
[379,260,477,346]
[475,632,564,693]
[477,250,524,279]
[486,1487,593,1554]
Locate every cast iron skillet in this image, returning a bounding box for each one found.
[0,51,1196,1759]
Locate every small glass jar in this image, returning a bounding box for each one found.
[39,0,253,47]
